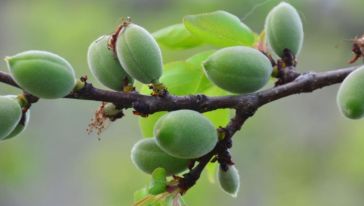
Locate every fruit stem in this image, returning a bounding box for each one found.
[73,79,86,92]
[150,82,168,97]
[16,94,29,108]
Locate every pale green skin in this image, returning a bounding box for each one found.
[265,2,304,57]
[138,60,206,137]
[116,23,163,84]
[203,46,273,94]
[87,35,133,91]
[3,109,30,140]
[138,84,166,137]
[154,110,218,159]
[139,111,166,137]
[131,138,189,176]
[218,165,240,197]
[6,50,76,99]
[0,96,22,140]
[337,66,364,119]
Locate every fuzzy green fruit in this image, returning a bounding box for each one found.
[265,2,304,57]
[218,165,240,197]
[337,66,364,119]
[87,35,133,91]
[138,59,212,137]
[6,50,76,99]
[131,138,189,175]
[1,95,30,140]
[139,112,166,137]
[203,46,272,94]
[116,23,163,84]
[0,96,22,140]
[3,109,30,140]
[154,110,218,159]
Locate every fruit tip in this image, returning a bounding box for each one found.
[4,56,11,62]
[230,191,239,198]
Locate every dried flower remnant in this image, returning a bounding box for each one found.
[108,17,132,54]
[87,102,124,136]
[349,34,364,64]
[87,102,109,136]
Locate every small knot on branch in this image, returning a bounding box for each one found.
[132,101,151,116]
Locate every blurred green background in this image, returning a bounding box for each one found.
[1,0,364,205]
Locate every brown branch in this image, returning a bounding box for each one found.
[178,109,255,192]
[0,65,359,193]
[0,71,18,87]
[0,66,356,114]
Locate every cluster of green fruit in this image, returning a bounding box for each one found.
[131,109,240,197]
[1,50,77,141]
[0,95,29,140]
[87,21,163,91]
[0,1,307,198]
[86,2,304,97]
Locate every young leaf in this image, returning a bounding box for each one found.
[186,50,215,93]
[183,10,255,47]
[134,187,150,203]
[139,112,166,137]
[206,162,217,184]
[148,168,167,195]
[160,61,203,95]
[153,24,202,49]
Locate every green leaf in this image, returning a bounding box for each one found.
[148,168,167,195]
[161,61,203,95]
[186,50,215,93]
[186,50,215,65]
[183,10,256,47]
[139,111,166,138]
[153,24,202,49]
[134,187,150,203]
[138,61,204,138]
[206,162,217,184]
[138,59,230,138]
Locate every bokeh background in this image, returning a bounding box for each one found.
[1,0,364,205]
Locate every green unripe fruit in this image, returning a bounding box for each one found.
[87,35,133,91]
[116,23,163,84]
[337,66,364,119]
[148,167,167,195]
[1,95,30,140]
[265,2,304,57]
[131,138,189,175]
[6,50,76,99]
[154,110,218,159]
[202,46,273,94]
[3,109,30,140]
[218,165,240,198]
[0,96,22,140]
[139,112,166,137]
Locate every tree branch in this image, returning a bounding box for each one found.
[0,66,357,114]
[0,65,359,194]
